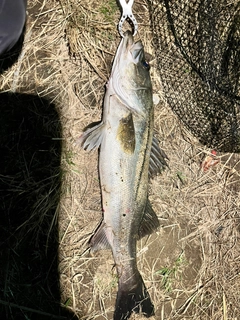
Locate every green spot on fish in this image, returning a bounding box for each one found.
[116,113,135,154]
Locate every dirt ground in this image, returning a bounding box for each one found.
[0,0,240,319]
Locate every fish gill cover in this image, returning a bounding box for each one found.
[147,0,240,152]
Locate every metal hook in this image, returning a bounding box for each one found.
[118,0,138,37]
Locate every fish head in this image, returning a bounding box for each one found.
[111,31,152,115]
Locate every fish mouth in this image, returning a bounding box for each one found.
[122,30,134,49]
[123,30,143,55]
[115,30,144,64]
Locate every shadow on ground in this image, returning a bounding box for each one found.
[0,93,77,320]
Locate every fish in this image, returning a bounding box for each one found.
[78,30,168,320]
[0,0,27,55]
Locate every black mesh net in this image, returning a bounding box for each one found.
[147,0,240,152]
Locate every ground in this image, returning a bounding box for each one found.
[0,0,240,319]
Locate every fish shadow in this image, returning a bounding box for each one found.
[0,93,77,320]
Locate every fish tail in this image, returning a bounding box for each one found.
[114,272,154,320]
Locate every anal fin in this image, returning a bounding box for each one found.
[89,220,111,253]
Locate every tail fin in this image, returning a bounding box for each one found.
[114,272,154,320]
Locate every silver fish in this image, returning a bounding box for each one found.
[0,0,27,55]
[79,31,168,320]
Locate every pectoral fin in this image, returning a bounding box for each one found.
[77,121,105,151]
[149,136,169,178]
[138,200,160,239]
[116,113,135,154]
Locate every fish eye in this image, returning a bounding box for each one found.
[142,60,150,70]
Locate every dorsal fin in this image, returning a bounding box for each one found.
[149,136,169,178]
[138,200,160,239]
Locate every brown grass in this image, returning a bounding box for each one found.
[0,0,240,319]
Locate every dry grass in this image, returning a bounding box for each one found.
[0,0,240,319]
